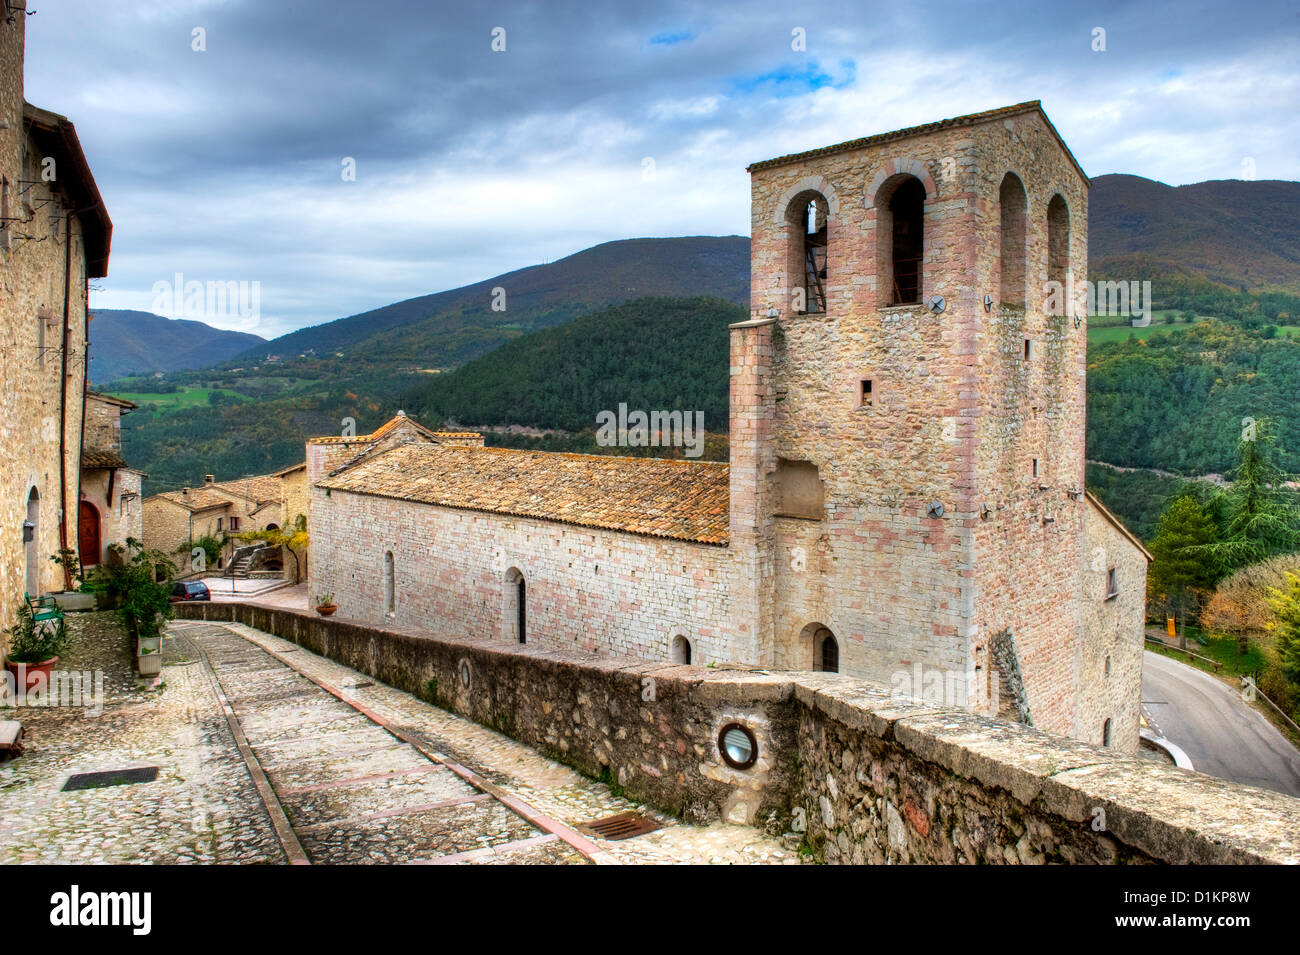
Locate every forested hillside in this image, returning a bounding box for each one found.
[406,297,742,432]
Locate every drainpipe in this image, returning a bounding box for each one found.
[78,250,91,564]
[56,207,72,591]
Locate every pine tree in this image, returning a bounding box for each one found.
[1148,494,1219,649]
[1194,422,1300,579]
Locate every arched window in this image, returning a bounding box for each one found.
[383,550,395,616]
[506,567,526,643]
[1047,194,1070,290]
[999,173,1027,307]
[671,633,692,665]
[815,627,838,673]
[1102,718,1113,748]
[785,192,829,314]
[877,176,925,305]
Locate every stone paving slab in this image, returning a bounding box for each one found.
[282,767,475,828]
[189,620,803,865]
[0,616,286,865]
[2,613,801,865]
[299,797,539,864]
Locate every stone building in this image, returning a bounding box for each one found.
[308,102,1150,752]
[0,10,111,637]
[142,465,306,574]
[78,390,145,569]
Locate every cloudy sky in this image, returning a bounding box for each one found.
[21,0,1300,340]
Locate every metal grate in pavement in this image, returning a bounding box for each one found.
[63,767,160,791]
[580,812,660,841]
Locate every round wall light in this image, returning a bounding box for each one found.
[929,295,946,313]
[718,723,758,770]
[459,660,472,690]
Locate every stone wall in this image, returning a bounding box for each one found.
[309,484,743,665]
[1076,497,1147,747]
[141,496,200,560]
[0,15,92,641]
[173,601,1300,864]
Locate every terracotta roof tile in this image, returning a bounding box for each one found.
[209,474,282,503]
[81,448,128,469]
[307,413,448,445]
[154,488,232,511]
[318,445,730,545]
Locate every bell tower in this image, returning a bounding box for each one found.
[731,102,1092,739]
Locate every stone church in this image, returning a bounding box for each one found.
[307,102,1150,752]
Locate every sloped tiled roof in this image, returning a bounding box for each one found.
[307,413,447,446]
[209,474,282,504]
[746,100,1088,183]
[152,488,232,512]
[149,469,288,511]
[317,444,731,545]
[81,448,128,469]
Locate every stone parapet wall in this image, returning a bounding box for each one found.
[174,601,1300,864]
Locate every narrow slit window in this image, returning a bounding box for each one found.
[860,379,873,407]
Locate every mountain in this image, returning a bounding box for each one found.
[239,235,751,368]
[88,309,265,383]
[1089,174,1300,293]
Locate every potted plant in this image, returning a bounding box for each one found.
[48,549,96,612]
[315,593,337,616]
[4,603,71,695]
[97,539,177,677]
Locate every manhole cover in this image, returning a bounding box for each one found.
[63,767,160,791]
[581,812,660,841]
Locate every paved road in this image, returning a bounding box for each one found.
[1141,650,1300,797]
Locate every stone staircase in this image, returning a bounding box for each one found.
[224,542,275,580]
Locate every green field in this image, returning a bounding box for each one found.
[1086,312,1300,345]
[111,386,247,412]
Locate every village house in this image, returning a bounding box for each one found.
[306,102,1151,753]
[142,464,306,575]
[78,390,145,570]
[0,9,112,636]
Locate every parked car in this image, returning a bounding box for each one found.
[170,580,211,602]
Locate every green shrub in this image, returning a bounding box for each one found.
[90,538,177,641]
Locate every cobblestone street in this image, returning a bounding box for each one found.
[0,613,801,865]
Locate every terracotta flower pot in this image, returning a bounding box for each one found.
[315,605,337,617]
[4,656,58,696]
